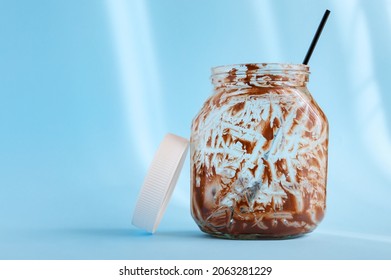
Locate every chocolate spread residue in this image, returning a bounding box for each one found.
[231,102,245,115]
[191,63,328,238]
[246,64,260,72]
[262,119,274,141]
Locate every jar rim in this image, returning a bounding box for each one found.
[211,62,310,76]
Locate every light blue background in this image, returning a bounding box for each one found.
[1,0,391,259]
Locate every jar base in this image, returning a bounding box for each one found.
[201,228,310,240]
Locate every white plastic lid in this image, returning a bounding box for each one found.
[132,133,189,233]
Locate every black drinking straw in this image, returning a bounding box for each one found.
[302,10,331,65]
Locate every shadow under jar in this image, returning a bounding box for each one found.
[190,63,329,239]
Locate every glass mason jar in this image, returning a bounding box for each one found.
[190,63,328,239]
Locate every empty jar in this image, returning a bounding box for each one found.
[190,63,328,239]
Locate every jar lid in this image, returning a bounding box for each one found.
[132,133,189,233]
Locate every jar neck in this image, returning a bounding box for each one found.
[211,63,310,88]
